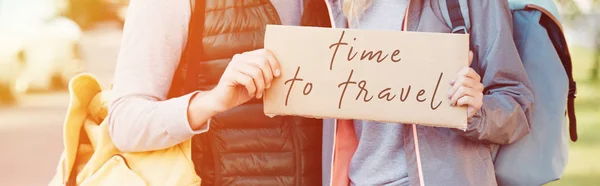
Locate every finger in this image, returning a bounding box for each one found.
[456,96,482,118]
[465,67,481,82]
[235,62,266,98]
[457,95,483,115]
[232,72,256,97]
[468,51,474,66]
[254,49,281,77]
[448,76,482,98]
[450,86,482,106]
[453,67,481,84]
[246,55,274,89]
[451,67,469,85]
[456,95,479,107]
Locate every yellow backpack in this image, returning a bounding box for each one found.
[48,73,201,186]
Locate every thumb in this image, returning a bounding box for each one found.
[468,51,474,66]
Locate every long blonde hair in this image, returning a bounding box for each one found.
[342,0,374,27]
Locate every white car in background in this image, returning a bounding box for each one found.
[0,0,83,104]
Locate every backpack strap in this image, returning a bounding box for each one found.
[439,0,471,34]
[526,4,578,142]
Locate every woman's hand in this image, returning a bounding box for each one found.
[448,51,483,119]
[210,49,281,112]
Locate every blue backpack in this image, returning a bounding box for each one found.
[439,0,577,185]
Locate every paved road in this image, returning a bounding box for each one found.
[0,23,122,186]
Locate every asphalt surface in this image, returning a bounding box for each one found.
[0,23,122,186]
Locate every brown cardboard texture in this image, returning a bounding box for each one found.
[263,25,469,129]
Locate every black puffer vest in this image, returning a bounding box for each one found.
[168,0,331,185]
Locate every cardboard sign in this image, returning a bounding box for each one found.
[263,25,469,129]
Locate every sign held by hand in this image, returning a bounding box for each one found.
[263,25,469,129]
